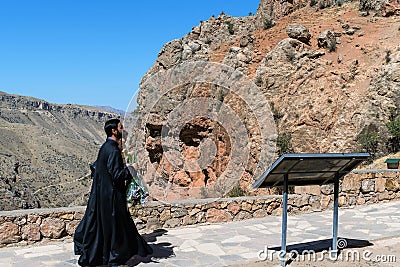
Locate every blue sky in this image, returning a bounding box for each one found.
[0,1,260,111]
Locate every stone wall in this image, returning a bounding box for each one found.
[0,170,398,248]
[129,196,283,231]
[0,206,85,247]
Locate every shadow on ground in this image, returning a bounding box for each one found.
[126,229,175,266]
[268,237,373,266]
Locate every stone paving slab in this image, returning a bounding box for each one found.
[0,200,399,266]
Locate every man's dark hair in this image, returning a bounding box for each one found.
[104,118,120,137]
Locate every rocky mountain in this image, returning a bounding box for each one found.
[0,91,118,210]
[96,106,126,115]
[129,0,400,201]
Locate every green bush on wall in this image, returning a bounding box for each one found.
[277,132,294,156]
[225,185,248,197]
[358,130,379,159]
[386,117,400,152]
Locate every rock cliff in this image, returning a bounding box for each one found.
[130,0,400,201]
[0,91,117,210]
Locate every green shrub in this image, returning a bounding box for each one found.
[270,102,284,121]
[386,117,400,152]
[226,21,234,35]
[358,129,379,158]
[263,18,275,30]
[225,185,248,197]
[277,132,294,155]
[126,153,135,164]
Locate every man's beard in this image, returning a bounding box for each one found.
[116,130,123,140]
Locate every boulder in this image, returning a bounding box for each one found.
[206,208,233,223]
[21,224,41,241]
[0,222,20,244]
[286,24,311,44]
[40,218,65,239]
[317,30,336,51]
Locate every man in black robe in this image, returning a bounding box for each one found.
[74,118,153,266]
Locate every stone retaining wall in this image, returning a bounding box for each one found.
[0,170,399,248]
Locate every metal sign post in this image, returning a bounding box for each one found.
[331,173,340,258]
[253,153,370,267]
[281,173,288,266]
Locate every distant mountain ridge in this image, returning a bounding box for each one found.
[96,105,126,115]
[0,91,119,210]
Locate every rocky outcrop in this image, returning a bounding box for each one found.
[286,24,311,44]
[362,49,400,152]
[130,1,399,201]
[359,0,400,17]
[317,30,337,51]
[142,14,258,82]
[255,0,306,27]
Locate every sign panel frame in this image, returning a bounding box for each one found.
[253,153,370,266]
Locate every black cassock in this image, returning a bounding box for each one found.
[74,139,152,266]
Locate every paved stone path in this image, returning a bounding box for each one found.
[0,200,399,266]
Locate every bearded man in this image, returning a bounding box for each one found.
[74,118,152,266]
